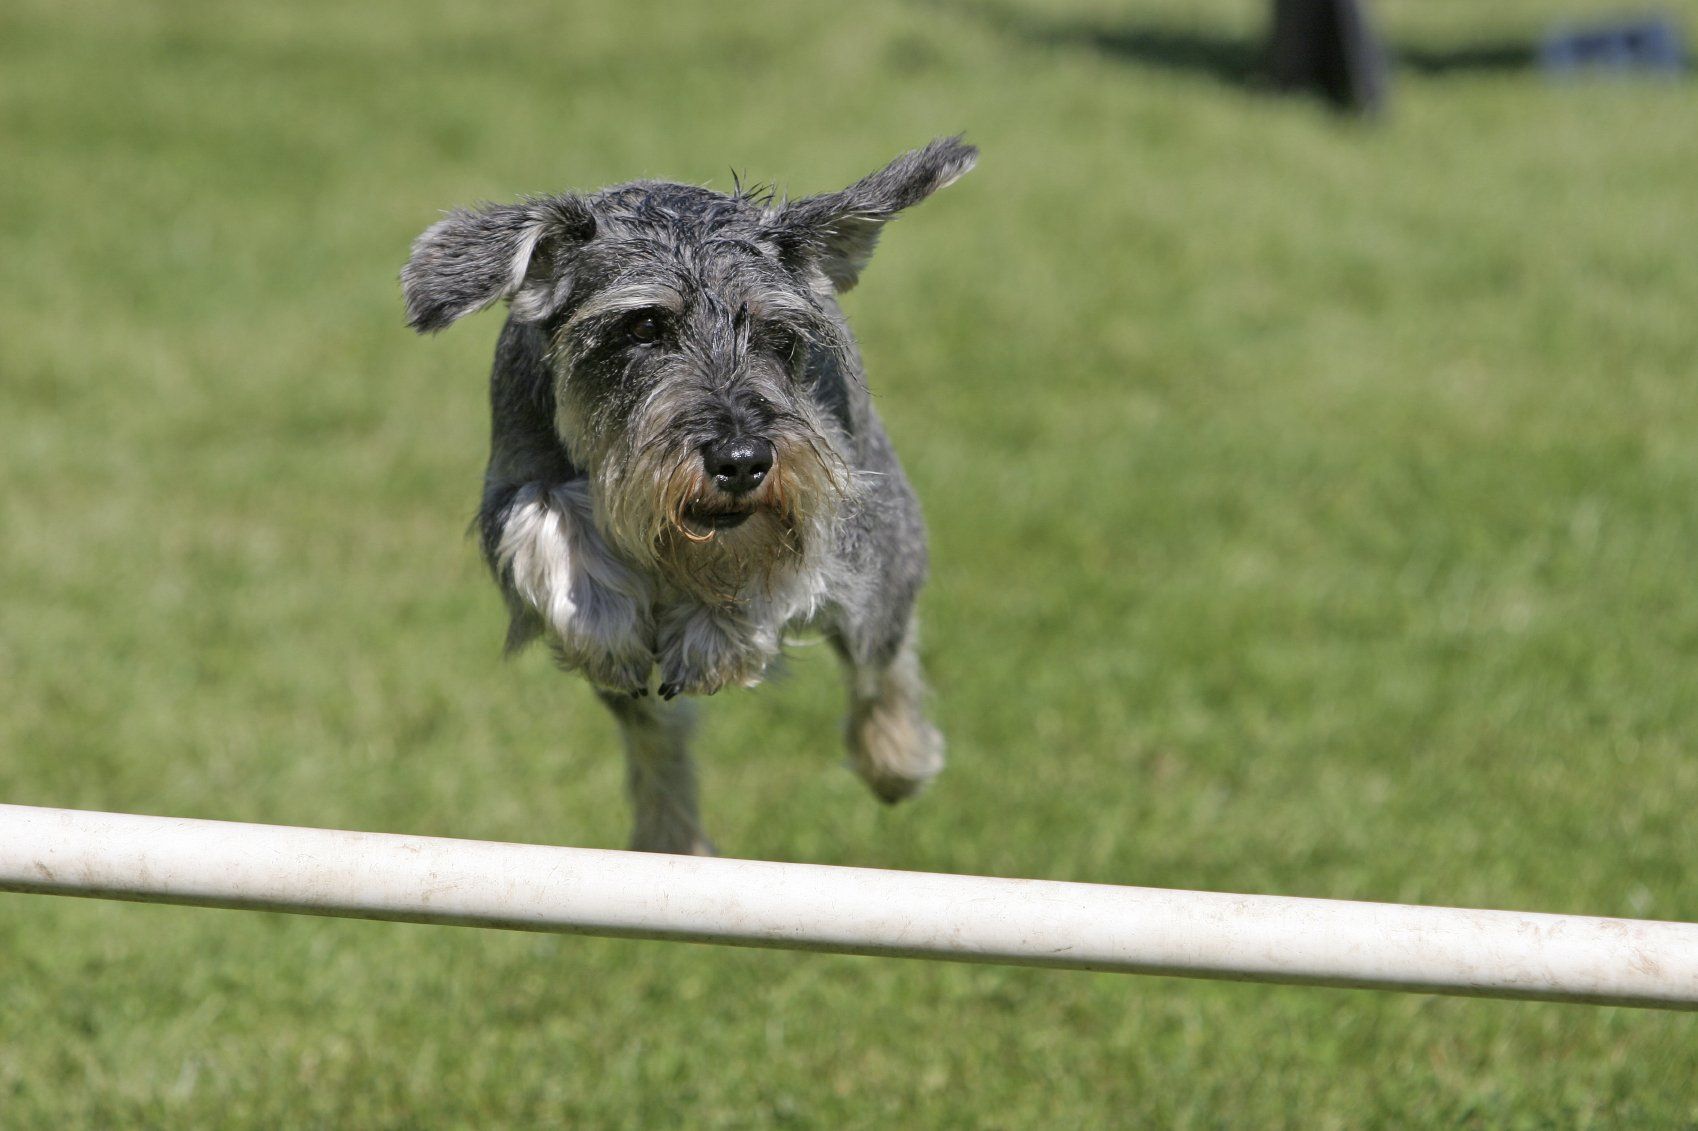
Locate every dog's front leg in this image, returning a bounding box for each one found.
[653,602,776,700]
[495,481,656,695]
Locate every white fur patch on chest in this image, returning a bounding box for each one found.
[494,482,655,688]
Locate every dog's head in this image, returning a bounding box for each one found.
[402,137,976,597]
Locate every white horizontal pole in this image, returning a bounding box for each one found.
[2,803,1694,1010]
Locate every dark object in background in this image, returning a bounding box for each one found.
[1540,16,1689,77]
[1267,0,1390,114]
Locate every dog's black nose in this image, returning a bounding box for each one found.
[704,436,774,496]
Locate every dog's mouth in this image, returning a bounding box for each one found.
[682,505,755,535]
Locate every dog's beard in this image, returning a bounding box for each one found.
[593,424,848,605]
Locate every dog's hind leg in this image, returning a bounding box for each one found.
[596,690,715,855]
[831,618,945,805]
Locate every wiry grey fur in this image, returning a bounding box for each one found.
[403,137,977,853]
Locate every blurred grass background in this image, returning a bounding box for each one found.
[3,0,1697,1124]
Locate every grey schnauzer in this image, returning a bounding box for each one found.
[402,137,976,854]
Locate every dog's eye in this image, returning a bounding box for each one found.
[756,322,802,365]
[626,315,662,346]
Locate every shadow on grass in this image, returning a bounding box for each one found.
[940,0,1536,91]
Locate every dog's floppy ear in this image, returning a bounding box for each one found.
[770,136,977,293]
[402,195,596,333]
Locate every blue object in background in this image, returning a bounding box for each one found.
[1540,15,1689,76]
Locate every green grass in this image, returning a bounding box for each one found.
[4,0,1697,1124]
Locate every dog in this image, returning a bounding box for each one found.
[402,137,976,854]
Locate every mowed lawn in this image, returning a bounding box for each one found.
[3,0,1697,1124]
